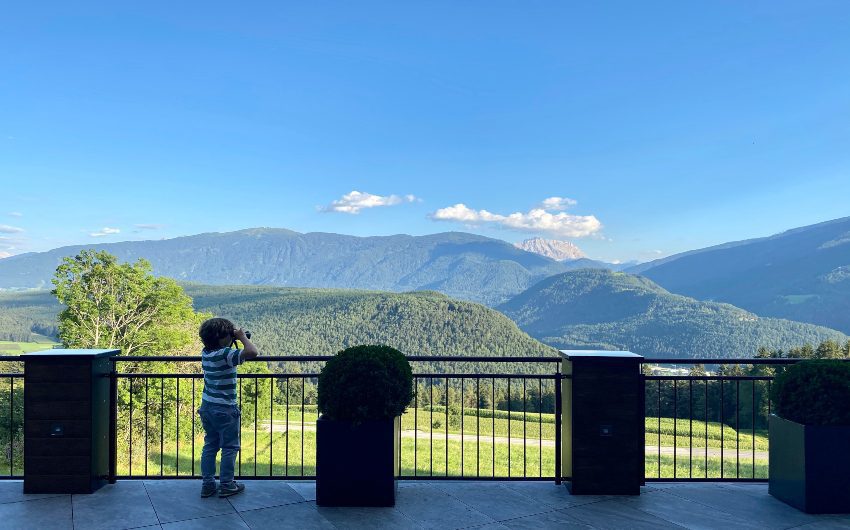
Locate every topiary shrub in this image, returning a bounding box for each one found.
[771,360,850,426]
[318,345,413,424]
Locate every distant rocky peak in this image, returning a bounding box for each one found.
[514,238,586,261]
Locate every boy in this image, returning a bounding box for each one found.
[198,317,259,498]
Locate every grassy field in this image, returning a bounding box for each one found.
[103,405,768,480]
[0,337,58,355]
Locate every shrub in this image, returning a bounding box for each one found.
[318,345,413,424]
[771,360,850,426]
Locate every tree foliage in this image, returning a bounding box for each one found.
[52,250,203,356]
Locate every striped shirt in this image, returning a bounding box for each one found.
[201,346,244,406]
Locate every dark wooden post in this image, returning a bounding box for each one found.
[560,350,644,495]
[24,349,120,494]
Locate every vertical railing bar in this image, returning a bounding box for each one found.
[492,378,495,479]
[445,377,449,477]
[736,379,740,479]
[689,379,692,479]
[720,377,725,479]
[238,378,243,476]
[145,377,149,477]
[254,378,258,476]
[176,377,180,476]
[554,374,561,485]
[507,376,511,478]
[191,377,196,477]
[460,378,464,478]
[414,378,418,477]
[301,376,305,476]
[519,378,525,478]
[704,379,708,478]
[160,377,164,477]
[430,378,433,477]
[538,378,542,478]
[129,378,134,477]
[285,378,289,477]
[476,378,480,478]
[752,379,756,479]
[270,377,274,477]
[657,379,661,478]
[673,379,677,479]
[9,377,13,475]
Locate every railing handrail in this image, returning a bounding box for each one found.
[108,355,563,363]
[642,357,850,364]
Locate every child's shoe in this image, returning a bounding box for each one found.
[201,482,218,498]
[218,481,245,498]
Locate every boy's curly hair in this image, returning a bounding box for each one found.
[199,317,235,351]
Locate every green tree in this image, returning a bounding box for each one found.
[52,250,201,355]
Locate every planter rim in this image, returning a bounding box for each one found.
[770,413,850,429]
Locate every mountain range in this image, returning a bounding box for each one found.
[631,216,850,334]
[0,229,616,305]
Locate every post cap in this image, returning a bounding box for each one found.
[24,348,121,359]
[559,349,643,360]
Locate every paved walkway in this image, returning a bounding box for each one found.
[0,480,847,529]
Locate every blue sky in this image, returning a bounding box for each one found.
[2,1,849,263]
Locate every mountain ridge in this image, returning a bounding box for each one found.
[499,268,848,359]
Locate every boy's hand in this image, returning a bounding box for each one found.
[233,328,248,341]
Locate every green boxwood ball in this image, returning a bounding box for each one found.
[318,345,413,423]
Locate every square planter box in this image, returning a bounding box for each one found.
[769,414,850,514]
[316,415,400,507]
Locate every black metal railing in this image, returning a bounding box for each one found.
[640,358,830,482]
[0,357,23,479]
[108,356,564,482]
[4,352,845,484]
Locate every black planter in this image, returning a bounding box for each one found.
[316,415,400,507]
[769,414,850,514]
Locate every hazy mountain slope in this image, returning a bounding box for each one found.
[499,269,848,359]
[0,286,557,366]
[630,217,850,333]
[0,229,574,305]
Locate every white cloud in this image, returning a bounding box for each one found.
[7,212,23,218]
[322,190,418,214]
[134,223,165,230]
[0,251,11,259]
[0,224,24,234]
[539,197,577,211]
[430,198,602,238]
[90,227,121,237]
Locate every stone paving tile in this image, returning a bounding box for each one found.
[500,508,593,529]
[239,502,335,529]
[72,482,159,530]
[620,488,764,529]
[143,481,235,524]
[500,481,612,509]
[791,519,850,529]
[0,495,73,530]
[317,505,422,529]
[395,483,495,529]
[666,483,829,529]
[160,513,248,530]
[224,481,304,512]
[432,482,553,522]
[563,498,686,529]
[286,480,316,502]
[0,481,67,505]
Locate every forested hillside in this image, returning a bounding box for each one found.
[0,229,609,305]
[0,286,557,371]
[499,269,849,359]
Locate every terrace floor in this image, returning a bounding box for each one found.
[0,480,847,529]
